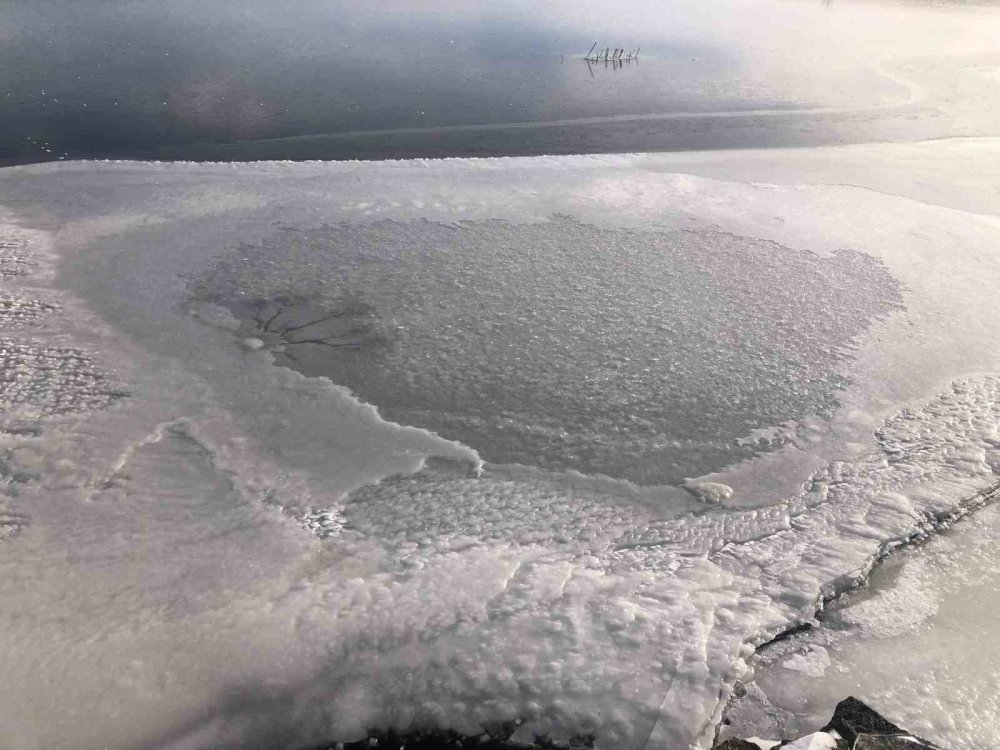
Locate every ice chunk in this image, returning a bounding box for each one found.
[782,732,839,750]
[684,479,735,505]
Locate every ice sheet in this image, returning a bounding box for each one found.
[1,141,1000,749]
[189,217,901,486]
[721,500,1000,750]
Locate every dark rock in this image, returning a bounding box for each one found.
[713,741,764,750]
[822,697,905,743]
[713,696,948,750]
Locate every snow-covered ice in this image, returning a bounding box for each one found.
[721,483,1000,750]
[2,140,1000,749]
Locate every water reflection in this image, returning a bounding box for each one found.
[585,56,640,76]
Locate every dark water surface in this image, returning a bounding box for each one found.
[4,0,998,164]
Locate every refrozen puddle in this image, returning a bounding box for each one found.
[720,498,1000,750]
[190,218,902,486]
[1,144,1000,749]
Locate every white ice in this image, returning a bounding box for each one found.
[722,490,1000,750]
[2,137,1000,750]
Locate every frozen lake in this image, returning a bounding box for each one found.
[2,137,1000,749]
[3,1,1000,749]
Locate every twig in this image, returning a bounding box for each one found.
[261,304,290,332]
[280,309,353,334]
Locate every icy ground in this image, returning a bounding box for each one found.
[720,496,1000,750]
[2,140,1000,750]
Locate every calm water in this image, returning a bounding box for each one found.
[3,0,997,164]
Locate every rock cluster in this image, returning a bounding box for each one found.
[712,697,946,750]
